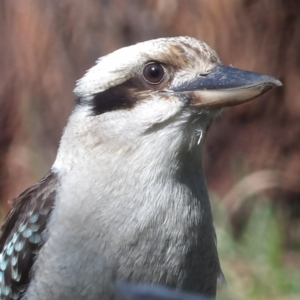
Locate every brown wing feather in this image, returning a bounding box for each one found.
[0,171,57,299]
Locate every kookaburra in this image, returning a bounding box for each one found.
[0,36,281,299]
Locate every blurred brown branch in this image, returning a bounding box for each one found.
[223,170,300,214]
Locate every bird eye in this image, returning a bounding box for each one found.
[143,63,165,84]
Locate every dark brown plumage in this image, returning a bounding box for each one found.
[0,172,57,299]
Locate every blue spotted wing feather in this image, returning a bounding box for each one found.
[0,171,57,299]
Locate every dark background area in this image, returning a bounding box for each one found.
[0,1,299,298]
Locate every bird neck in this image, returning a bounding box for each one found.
[48,108,217,287]
[52,107,216,228]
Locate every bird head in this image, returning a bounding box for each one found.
[54,37,281,171]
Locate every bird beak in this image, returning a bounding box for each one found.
[173,65,282,108]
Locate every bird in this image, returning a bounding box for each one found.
[114,281,212,300]
[0,36,281,300]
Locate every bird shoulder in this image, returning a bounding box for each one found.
[0,171,57,299]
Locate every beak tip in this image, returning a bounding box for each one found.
[275,79,283,87]
[259,77,282,95]
[268,77,282,87]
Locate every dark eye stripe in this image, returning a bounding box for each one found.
[76,66,169,116]
[77,77,145,116]
[90,84,136,115]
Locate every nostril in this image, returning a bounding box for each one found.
[198,72,210,77]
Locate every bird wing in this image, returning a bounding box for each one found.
[0,171,57,299]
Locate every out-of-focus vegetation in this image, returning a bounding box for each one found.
[211,169,300,299]
[212,190,300,300]
[0,0,300,299]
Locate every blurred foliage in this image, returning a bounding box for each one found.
[211,190,300,300]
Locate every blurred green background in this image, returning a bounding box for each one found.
[0,1,299,299]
